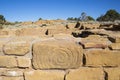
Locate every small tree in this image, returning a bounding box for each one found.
[67,17,79,21]
[0,15,6,24]
[97,9,120,21]
[38,18,42,20]
[96,15,104,21]
[80,12,88,21]
[87,16,95,21]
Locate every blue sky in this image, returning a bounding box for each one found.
[0,0,120,22]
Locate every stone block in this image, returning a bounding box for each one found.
[116,37,120,43]
[66,67,104,80]
[3,41,30,56]
[0,56,17,68]
[0,38,10,54]
[17,57,31,68]
[33,39,83,69]
[0,68,5,75]
[82,42,107,49]
[2,70,23,77]
[2,77,24,80]
[105,68,120,80]
[67,23,77,29]
[16,28,46,36]
[109,43,120,50]
[81,35,110,44]
[24,70,65,80]
[85,50,120,67]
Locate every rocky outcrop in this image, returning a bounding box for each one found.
[0,21,120,80]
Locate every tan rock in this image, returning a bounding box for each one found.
[83,42,107,49]
[24,70,65,80]
[21,21,33,25]
[0,77,2,80]
[104,68,120,80]
[34,20,54,25]
[17,28,46,36]
[81,22,100,29]
[81,35,111,48]
[81,35,110,43]
[17,57,31,68]
[0,30,9,35]
[109,43,120,50]
[0,68,5,75]
[46,24,72,35]
[85,50,120,67]
[47,29,67,35]
[67,23,77,29]
[3,41,30,56]
[53,33,74,40]
[2,70,23,77]
[116,37,120,43]
[0,56,17,68]
[66,67,104,80]
[33,39,83,69]
[0,38,10,54]
[2,77,24,80]
[109,36,120,43]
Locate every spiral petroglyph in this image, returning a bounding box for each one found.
[32,39,83,69]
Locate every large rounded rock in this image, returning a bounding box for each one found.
[33,39,83,69]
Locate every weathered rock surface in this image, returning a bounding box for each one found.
[2,70,23,77]
[15,28,47,36]
[0,21,120,80]
[67,23,77,29]
[3,41,30,56]
[66,67,104,80]
[3,37,33,56]
[85,50,120,67]
[1,77,24,80]
[80,22,100,29]
[33,39,83,69]
[109,43,120,50]
[24,70,65,80]
[17,57,31,68]
[0,56,17,68]
[81,35,110,49]
[104,68,120,80]
[0,38,10,54]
